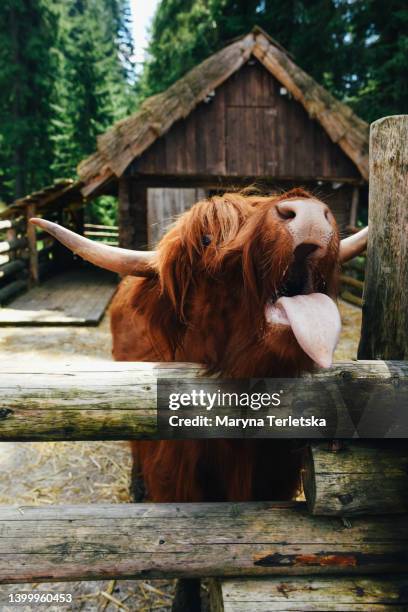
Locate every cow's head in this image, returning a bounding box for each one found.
[31,189,367,376]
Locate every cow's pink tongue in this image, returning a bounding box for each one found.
[265,293,341,368]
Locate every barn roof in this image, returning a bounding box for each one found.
[78,27,369,197]
[0,179,84,220]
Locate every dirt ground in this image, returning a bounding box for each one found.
[0,300,361,611]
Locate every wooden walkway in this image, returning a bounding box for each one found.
[0,266,118,325]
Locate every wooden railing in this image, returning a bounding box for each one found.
[0,360,407,520]
[84,223,119,246]
[1,501,407,584]
[0,217,28,304]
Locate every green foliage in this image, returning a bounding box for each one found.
[0,0,58,199]
[86,196,118,226]
[50,0,135,178]
[0,0,134,216]
[139,0,408,123]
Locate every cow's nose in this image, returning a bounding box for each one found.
[276,199,333,255]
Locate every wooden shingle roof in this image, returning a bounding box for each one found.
[78,27,369,196]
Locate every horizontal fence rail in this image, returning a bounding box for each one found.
[0,501,407,584]
[0,360,407,441]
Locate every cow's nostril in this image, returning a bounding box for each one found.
[294,243,319,259]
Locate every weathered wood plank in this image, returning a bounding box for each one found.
[0,237,27,254]
[0,279,27,304]
[0,502,407,584]
[0,267,117,326]
[209,575,408,611]
[358,115,408,360]
[147,187,206,246]
[0,360,406,441]
[84,223,119,231]
[303,442,408,516]
[0,259,25,280]
[0,220,13,231]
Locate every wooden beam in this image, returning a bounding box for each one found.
[0,237,27,254]
[118,177,147,249]
[358,115,408,360]
[349,186,359,227]
[0,220,13,231]
[0,360,407,441]
[84,223,119,231]
[0,259,25,280]
[302,442,408,516]
[340,274,364,291]
[209,575,408,611]
[0,279,27,304]
[341,290,363,307]
[127,173,364,189]
[26,202,39,285]
[0,502,407,584]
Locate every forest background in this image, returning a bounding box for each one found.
[0,0,407,223]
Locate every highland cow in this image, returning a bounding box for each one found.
[32,189,367,505]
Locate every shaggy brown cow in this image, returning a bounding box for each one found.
[32,188,367,505]
[32,189,367,610]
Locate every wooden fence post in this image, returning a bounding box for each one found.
[118,177,148,250]
[26,203,39,285]
[358,115,408,360]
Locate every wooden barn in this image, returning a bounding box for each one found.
[79,27,369,250]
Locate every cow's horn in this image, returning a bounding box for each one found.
[30,218,157,277]
[339,226,368,263]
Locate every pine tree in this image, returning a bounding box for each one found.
[0,0,135,204]
[0,0,58,202]
[50,0,135,179]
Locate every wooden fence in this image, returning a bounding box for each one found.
[0,217,118,305]
[0,217,28,304]
[84,222,119,246]
[1,501,407,585]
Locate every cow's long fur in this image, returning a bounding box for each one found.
[111,189,340,502]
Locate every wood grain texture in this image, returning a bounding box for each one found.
[147,188,206,246]
[0,502,407,584]
[209,575,408,611]
[302,442,408,516]
[358,115,408,360]
[133,62,360,182]
[0,360,406,441]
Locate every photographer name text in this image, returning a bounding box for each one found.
[168,415,326,428]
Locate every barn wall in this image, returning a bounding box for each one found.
[147,188,206,247]
[145,184,353,249]
[131,60,361,181]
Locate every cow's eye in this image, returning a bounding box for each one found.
[202,234,212,247]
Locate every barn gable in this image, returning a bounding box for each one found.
[131,59,361,181]
[78,28,369,197]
